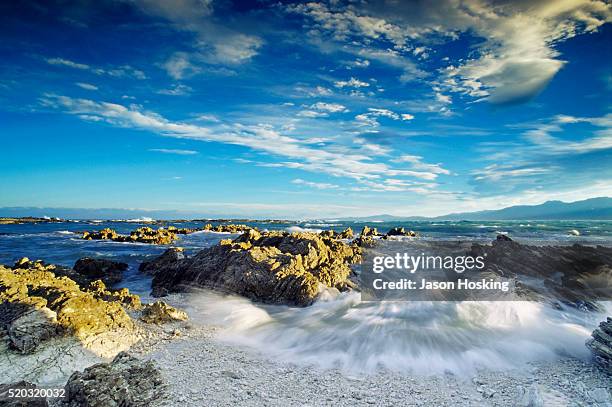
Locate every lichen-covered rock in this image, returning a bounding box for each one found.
[586,317,612,373]
[202,223,255,233]
[360,226,380,237]
[82,227,178,245]
[63,352,165,407]
[140,301,188,324]
[148,231,362,306]
[386,227,417,237]
[73,258,128,286]
[0,261,134,353]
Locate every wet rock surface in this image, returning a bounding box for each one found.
[468,239,612,309]
[587,317,612,373]
[148,231,362,306]
[63,352,165,407]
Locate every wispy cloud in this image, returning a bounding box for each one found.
[46,57,146,79]
[292,178,339,189]
[75,82,98,91]
[148,148,198,155]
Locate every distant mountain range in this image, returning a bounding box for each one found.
[338,197,612,221]
[1,197,611,221]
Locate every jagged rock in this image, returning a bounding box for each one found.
[337,227,354,239]
[82,227,178,245]
[202,223,255,233]
[7,307,59,354]
[386,227,417,237]
[586,317,612,373]
[63,352,165,407]
[139,248,185,275]
[0,381,48,406]
[360,226,380,237]
[0,262,134,353]
[496,234,513,241]
[73,258,128,286]
[87,281,142,310]
[469,240,612,310]
[148,231,362,306]
[140,301,188,324]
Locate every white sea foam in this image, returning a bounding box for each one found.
[286,226,322,233]
[183,289,609,375]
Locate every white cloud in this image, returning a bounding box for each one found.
[395,155,450,175]
[401,113,414,121]
[292,178,339,189]
[133,0,262,65]
[309,102,348,113]
[47,58,89,70]
[75,82,98,91]
[355,108,414,126]
[149,148,198,155]
[41,95,448,191]
[46,57,146,79]
[162,52,202,80]
[297,110,328,118]
[334,77,369,88]
[157,84,193,96]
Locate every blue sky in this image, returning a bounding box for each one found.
[0,0,610,218]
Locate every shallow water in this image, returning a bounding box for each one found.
[1,220,610,374]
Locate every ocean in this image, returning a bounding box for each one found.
[1,219,610,374]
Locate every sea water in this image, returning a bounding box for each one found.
[1,219,610,374]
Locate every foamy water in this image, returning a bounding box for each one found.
[184,290,609,375]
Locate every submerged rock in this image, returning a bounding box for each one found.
[73,258,128,286]
[140,301,188,324]
[147,231,362,306]
[586,317,612,373]
[64,352,165,407]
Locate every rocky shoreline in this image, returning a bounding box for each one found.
[0,227,610,406]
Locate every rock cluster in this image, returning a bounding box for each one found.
[201,223,255,233]
[385,227,417,237]
[82,227,178,244]
[73,258,128,286]
[586,317,612,373]
[64,352,165,407]
[319,228,354,239]
[468,239,612,310]
[146,230,362,306]
[140,301,188,324]
[0,260,135,353]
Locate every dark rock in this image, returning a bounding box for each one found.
[73,258,128,286]
[586,317,612,373]
[496,234,513,241]
[0,381,48,406]
[64,352,165,407]
[386,227,417,237]
[469,240,612,310]
[149,231,362,306]
[139,248,185,275]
